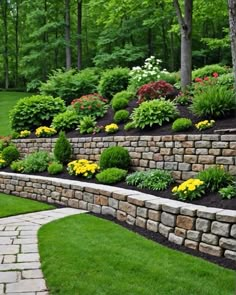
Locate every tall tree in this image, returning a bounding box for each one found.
[65,0,71,69]
[1,0,9,89]
[173,0,193,89]
[228,0,236,89]
[77,0,82,70]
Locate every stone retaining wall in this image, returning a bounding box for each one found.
[13,134,236,181]
[0,172,236,261]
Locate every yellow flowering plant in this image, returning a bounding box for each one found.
[0,153,6,168]
[19,130,31,138]
[105,123,119,134]
[195,120,215,131]
[35,126,56,137]
[172,178,205,201]
[67,159,99,178]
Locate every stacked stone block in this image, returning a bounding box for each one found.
[0,172,235,261]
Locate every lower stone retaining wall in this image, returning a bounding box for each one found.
[13,134,236,181]
[0,172,236,261]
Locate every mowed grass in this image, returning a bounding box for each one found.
[39,214,236,295]
[0,91,32,136]
[0,193,55,218]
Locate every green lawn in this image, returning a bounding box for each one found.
[0,91,32,136]
[0,193,55,218]
[39,214,236,295]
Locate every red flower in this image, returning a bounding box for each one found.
[212,72,219,78]
[195,77,203,82]
[204,77,209,81]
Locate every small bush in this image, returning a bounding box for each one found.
[2,145,20,166]
[217,73,234,89]
[98,67,130,100]
[112,97,129,111]
[54,131,72,164]
[190,85,236,118]
[78,116,97,134]
[172,118,193,132]
[174,94,192,105]
[0,136,11,151]
[10,160,24,173]
[197,166,233,192]
[114,110,130,123]
[124,121,136,131]
[137,80,174,103]
[10,95,66,131]
[112,91,133,102]
[99,146,131,170]
[219,183,236,199]
[23,151,52,173]
[48,162,64,175]
[192,64,229,80]
[126,169,173,190]
[96,168,127,184]
[51,109,80,132]
[131,99,179,129]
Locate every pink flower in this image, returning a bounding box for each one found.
[212,72,219,78]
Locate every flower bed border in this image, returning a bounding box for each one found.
[0,172,236,261]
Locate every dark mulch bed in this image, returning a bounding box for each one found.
[3,168,236,210]
[90,212,236,271]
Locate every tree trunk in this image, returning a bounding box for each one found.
[15,0,19,87]
[173,0,193,90]
[65,0,71,69]
[1,0,9,89]
[77,0,82,70]
[228,0,236,90]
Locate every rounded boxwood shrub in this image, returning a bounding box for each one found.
[114,110,130,123]
[10,95,66,131]
[48,162,64,175]
[98,67,130,100]
[96,168,128,184]
[172,118,193,132]
[190,85,236,118]
[112,90,134,102]
[54,131,72,164]
[112,97,129,111]
[2,145,20,166]
[99,146,131,170]
[51,109,80,132]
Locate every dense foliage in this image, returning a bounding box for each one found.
[54,132,72,164]
[99,146,131,170]
[96,168,128,184]
[114,110,130,123]
[51,109,80,132]
[172,118,193,132]
[21,151,52,173]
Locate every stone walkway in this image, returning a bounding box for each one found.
[0,208,86,295]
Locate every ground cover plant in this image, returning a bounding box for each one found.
[0,193,54,218]
[39,214,235,295]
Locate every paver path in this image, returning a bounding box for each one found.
[0,208,86,294]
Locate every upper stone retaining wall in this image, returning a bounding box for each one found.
[0,172,236,261]
[13,134,236,181]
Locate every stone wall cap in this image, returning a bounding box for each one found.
[197,207,224,220]
[180,204,207,216]
[145,199,162,210]
[216,210,236,223]
[162,200,183,214]
[127,194,157,206]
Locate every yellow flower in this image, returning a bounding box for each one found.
[105,123,119,133]
[188,184,196,191]
[172,186,178,193]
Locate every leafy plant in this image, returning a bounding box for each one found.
[126,169,173,190]
[172,178,205,201]
[174,93,192,105]
[112,90,134,102]
[192,64,229,80]
[35,126,57,137]
[99,146,131,170]
[22,151,52,173]
[114,110,130,123]
[54,131,72,164]
[51,109,80,132]
[67,159,99,178]
[131,99,179,129]
[137,80,174,103]
[71,93,108,118]
[96,168,127,184]
[124,121,136,131]
[190,85,236,118]
[2,145,20,166]
[10,160,25,173]
[48,162,64,175]
[98,67,130,100]
[219,183,236,199]
[78,116,98,134]
[172,118,193,132]
[217,72,234,89]
[10,95,66,131]
[197,165,233,192]
[112,97,129,111]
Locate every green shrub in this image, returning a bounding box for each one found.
[219,183,236,199]
[0,137,11,152]
[114,110,130,123]
[51,109,79,132]
[99,146,131,170]
[190,85,236,118]
[192,64,229,80]
[174,94,192,105]
[112,90,134,102]
[160,72,180,85]
[112,97,129,111]
[98,67,130,100]
[48,162,64,175]
[96,168,127,184]
[40,68,101,104]
[124,121,136,131]
[78,116,97,134]
[53,131,72,164]
[2,145,20,166]
[10,95,66,131]
[131,99,179,129]
[217,72,234,89]
[126,169,174,190]
[197,166,233,192]
[23,151,52,173]
[172,118,193,132]
[10,160,24,173]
